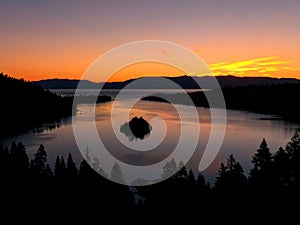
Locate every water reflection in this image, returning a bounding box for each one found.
[1,90,300,184]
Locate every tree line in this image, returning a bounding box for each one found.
[1,130,299,210]
[0,72,73,136]
[142,82,300,122]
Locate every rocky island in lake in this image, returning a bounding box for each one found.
[120,116,152,140]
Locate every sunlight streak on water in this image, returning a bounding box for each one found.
[1,89,299,183]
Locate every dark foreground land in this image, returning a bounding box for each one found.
[1,131,300,216]
[0,73,111,136]
[1,73,300,218]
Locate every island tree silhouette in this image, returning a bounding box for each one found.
[120,116,152,140]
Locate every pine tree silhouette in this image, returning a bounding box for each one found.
[187,169,196,186]
[162,158,177,178]
[9,142,29,176]
[91,157,100,171]
[196,173,209,191]
[215,154,247,191]
[0,144,9,177]
[66,153,78,177]
[110,162,126,184]
[249,138,275,189]
[60,157,66,176]
[54,156,61,177]
[79,159,97,177]
[54,156,66,177]
[45,164,53,176]
[273,147,289,188]
[285,131,300,186]
[91,157,107,178]
[31,145,48,176]
[176,161,188,179]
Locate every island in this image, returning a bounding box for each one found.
[120,116,152,140]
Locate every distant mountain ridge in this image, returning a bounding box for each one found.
[37,75,300,89]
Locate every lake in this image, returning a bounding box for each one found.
[1,89,299,184]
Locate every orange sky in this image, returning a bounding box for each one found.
[2,49,299,82]
[1,1,300,81]
[2,54,299,82]
[106,62,184,82]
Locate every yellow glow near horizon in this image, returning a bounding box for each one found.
[2,1,300,81]
[2,56,300,81]
[208,57,300,77]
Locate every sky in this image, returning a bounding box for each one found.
[1,0,300,81]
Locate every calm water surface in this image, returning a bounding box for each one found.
[1,89,299,183]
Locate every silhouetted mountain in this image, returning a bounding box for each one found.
[37,75,300,89]
[215,75,299,87]
[37,78,98,89]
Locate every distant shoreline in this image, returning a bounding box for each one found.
[37,75,300,90]
[141,83,300,124]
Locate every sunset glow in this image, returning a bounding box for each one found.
[1,1,300,81]
[209,57,300,77]
[108,62,185,82]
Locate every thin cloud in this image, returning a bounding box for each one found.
[208,57,298,76]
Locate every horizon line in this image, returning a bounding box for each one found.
[30,74,300,82]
